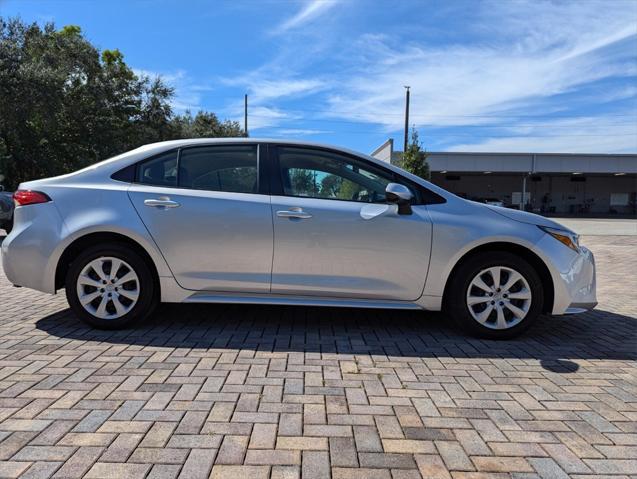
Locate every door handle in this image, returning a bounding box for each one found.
[277,207,312,219]
[144,197,180,208]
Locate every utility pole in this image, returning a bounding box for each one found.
[403,86,410,153]
[244,94,248,137]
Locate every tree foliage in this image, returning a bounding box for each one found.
[171,111,244,139]
[0,18,244,189]
[288,169,366,201]
[400,128,430,180]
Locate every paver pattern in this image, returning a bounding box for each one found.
[0,235,636,478]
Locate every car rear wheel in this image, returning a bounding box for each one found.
[447,252,543,339]
[65,243,157,329]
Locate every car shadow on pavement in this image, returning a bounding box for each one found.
[36,303,636,372]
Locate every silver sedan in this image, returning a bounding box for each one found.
[1,139,596,338]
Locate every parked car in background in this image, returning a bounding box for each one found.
[1,139,597,338]
[474,197,505,208]
[0,186,14,234]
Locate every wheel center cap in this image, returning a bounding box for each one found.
[105,284,114,293]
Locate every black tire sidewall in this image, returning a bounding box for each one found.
[448,252,544,339]
[65,243,156,329]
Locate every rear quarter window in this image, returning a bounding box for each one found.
[136,151,179,186]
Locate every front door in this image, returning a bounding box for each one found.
[128,144,273,292]
[270,145,432,301]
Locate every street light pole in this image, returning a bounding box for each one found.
[244,94,248,137]
[403,86,410,153]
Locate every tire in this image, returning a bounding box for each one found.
[446,251,543,339]
[1,218,11,234]
[65,242,158,329]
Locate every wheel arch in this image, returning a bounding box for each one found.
[442,242,554,314]
[55,231,161,295]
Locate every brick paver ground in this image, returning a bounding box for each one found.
[0,235,636,478]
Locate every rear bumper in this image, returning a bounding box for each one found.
[1,202,63,293]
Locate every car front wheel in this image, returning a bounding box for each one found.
[447,252,544,339]
[65,243,157,329]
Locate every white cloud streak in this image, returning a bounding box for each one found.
[219,74,327,130]
[272,0,338,35]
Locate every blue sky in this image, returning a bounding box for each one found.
[2,0,637,154]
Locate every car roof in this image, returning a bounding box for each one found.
[27,137,457,203]
[74,138,385,178]
[134,137,368,155]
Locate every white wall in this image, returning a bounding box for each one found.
[428,153,637,174]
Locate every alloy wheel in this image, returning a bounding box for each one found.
[466,266,532,330]
[76,256,140,320]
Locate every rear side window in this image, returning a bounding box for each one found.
[179,145,258,194]
[137,151,178,186]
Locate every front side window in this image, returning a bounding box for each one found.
[179,145,258,194]
[278,147,394,203]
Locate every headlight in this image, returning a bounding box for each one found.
[539,226,580,252]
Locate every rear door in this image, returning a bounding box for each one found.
[128,143,273,292]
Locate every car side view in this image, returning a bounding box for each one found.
[1,139,597,338]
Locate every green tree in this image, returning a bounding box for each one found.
[400,127,430,180]
[169,111,244,139]
[0,17,244,190]
[320,174,341,198]
[288,168,317,197]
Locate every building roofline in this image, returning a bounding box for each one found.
[427,151,637,158]
[370,138,393,157]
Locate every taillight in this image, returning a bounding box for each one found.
[13,190,52,206]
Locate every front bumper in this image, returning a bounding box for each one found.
[534,234,597,315]
[564,302,598,314]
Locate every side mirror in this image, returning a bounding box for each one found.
[385,183,413,215]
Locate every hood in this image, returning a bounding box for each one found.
[482,204,574,232]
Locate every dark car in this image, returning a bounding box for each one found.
[0,187,14,234]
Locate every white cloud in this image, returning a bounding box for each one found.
[218,74,327,130]
[326,33,636,131]
[276,128,333,136]
[134,68,210,112]
[313,1,637,151]
[272,0,338,35]
[246,106,295,130]
[139,0,637,151]
[224,77,327,104]
[447,116,637,153]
